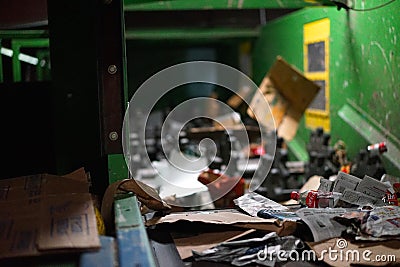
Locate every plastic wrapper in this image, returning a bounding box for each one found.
[192,232,304,266]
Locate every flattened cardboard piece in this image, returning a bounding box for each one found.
[38,193,100,250]
[0,193,100,259]
[146,209,296,236]
[0,213,40,259]
[0,174,89,209]
[238,220,298,236]
[248,56,320,141]
[173,229,256,260]
[0,171,100,259]
[146,209,276,225]
[42,174,89,196]
[247,80,276,131]
[0,174,42,203]
[308,238,400,267]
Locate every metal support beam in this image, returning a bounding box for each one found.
[124,0,335,11]
[125,27,260,40]
[98,0,126,155]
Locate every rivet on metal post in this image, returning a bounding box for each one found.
[109,131,118,141]
[108,65,117,74]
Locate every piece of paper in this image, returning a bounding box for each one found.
[233,192,288,217]
[356,175,390,199]
[339,189,378,206]
[296,208,347,242]
[332,172,362,194]
[318,178,334,192]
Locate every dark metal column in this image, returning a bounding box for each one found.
[47,0,125,195]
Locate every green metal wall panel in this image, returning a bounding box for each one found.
[124,0,334,11]
[253,1,400,176]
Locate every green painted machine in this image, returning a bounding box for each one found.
[253,0,400,176]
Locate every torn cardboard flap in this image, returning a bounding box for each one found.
[248,56,320,141]
[146,209,297,236]
[62,167,89,183]
[0,193,100,259]
[0,169,100,259]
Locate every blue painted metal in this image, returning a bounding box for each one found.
[79,236,117,267]
[114,194,156,267]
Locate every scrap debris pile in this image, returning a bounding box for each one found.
[155,171,400,267]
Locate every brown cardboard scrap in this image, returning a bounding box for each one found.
[146,209,296,236]
[0,213,40,259]
[0,173,89,205]
[173,229,256,260]
[0,169,100,259]
[62,167,89,183]
[146,209,276,225]
[248,56,320,141]
[38,193,100,250]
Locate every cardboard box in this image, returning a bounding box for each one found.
[0,170,100,259]
[247,56,320,141]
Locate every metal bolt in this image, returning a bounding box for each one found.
[109,131,118,141]
[108,65,117,74]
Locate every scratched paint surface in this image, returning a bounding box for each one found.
[253,1,400,175]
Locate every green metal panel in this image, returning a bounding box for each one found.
[108,153,129,184]
[0,30,48,39]
[10,38,49,82]
[253,1,400,176]
[124,0,334,11]
[125,28,259,40]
